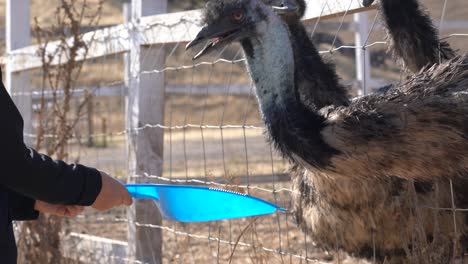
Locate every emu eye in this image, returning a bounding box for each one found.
[231,9,245,23]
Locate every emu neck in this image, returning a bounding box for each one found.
[287,20,350,108]
[242,19,297,115]
[243,25,296,115]
[381,0,420,28]
[241,16,338,167]
[379,0,455,72]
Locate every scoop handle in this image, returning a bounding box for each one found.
[126,184,160,201]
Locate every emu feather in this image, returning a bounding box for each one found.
[187,0,468,262]
[366,0,457,73]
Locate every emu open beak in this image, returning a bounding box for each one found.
[186,23,243,60]
[362,0,375,7]
[271,0,299,15]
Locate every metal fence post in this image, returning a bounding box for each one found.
[354,12,371,95]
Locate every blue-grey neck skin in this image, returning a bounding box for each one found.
[241,10,297,119]
[239,6,338,168]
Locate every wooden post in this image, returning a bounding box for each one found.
[354,12,371,95]
[6,0,32,145]
[126,0,166,263]
[87,93,94,147]
[123,2,131,89]
[101,117,107,148]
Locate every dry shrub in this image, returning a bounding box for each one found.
[16,0,104,262]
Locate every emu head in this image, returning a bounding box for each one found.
[267,0,306,21]
[186,0,274,60]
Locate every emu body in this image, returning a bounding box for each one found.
[187,0,468,261]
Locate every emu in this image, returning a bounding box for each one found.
[266,0,350,110]
[264,0,455,103]
[265,0,468,261]
[363,0,456,73]
[187,0,468,262]
[268,0,455,81]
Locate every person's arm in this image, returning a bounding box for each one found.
[5,146,132,210]
[8,187,86,220]
[3,145,102,206]
[7,188,39,221]
[0,72,131,210]
[2,128,132,211]
[0,83,101,205]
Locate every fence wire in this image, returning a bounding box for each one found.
[8,0,468,263]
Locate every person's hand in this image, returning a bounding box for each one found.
[34,200,84,218]
[92,171,133,211]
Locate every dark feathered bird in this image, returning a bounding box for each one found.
[265,1,468,261]
[270,0,455,82]
[187,0,468,262]
[266,0,350,110]
[364,0,456,73]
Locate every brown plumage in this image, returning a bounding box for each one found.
[187,0,468,262]
[293,58,468,261]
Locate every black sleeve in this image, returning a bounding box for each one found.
[3,146,102,206]
[7,188,39,221]
[0,73,102,206]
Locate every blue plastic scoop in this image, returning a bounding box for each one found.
[126,184,285,222]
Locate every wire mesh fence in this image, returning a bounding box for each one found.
[6,0,468,263]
